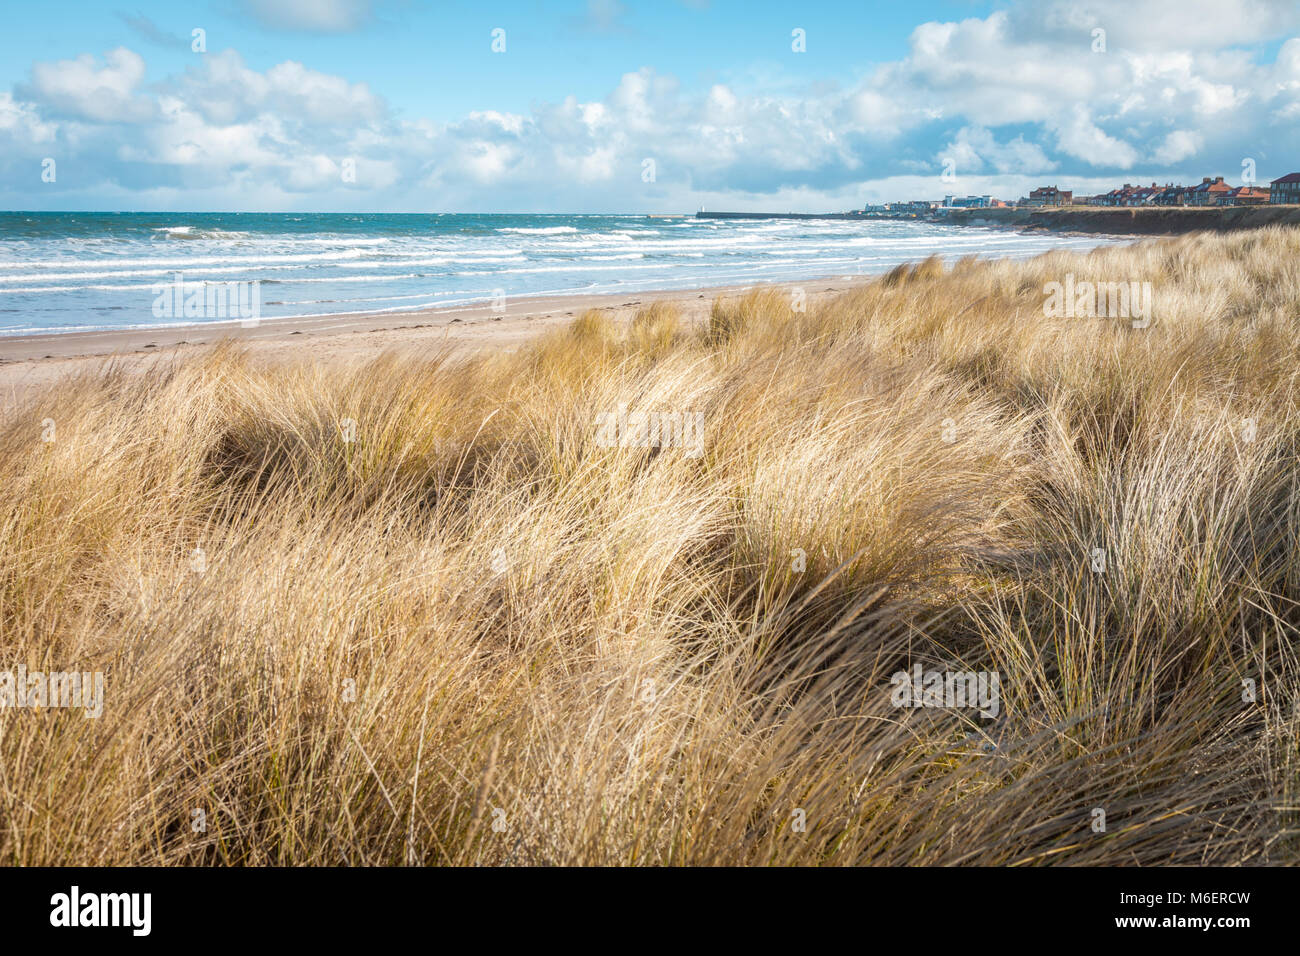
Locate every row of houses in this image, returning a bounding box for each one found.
[864,200,942,215]
[1011,173,1300,208]
[1083,177,1277,207]
[864,195,1011,214]
[941,195,1010,209]
[864,171,1300,217]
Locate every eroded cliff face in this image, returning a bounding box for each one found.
[946,204,1300,235]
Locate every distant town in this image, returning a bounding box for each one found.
[695,170,1300,221]
[858,170,1300,218]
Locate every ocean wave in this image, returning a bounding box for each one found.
[153,226,253,240]
[496,226,580,235]
[0,272,439,294]
[251,236,392,246]
[0,249,370,270]
[0,263,314,284]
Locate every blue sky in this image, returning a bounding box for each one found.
[2,0,1299,212]
[0,1,978,119]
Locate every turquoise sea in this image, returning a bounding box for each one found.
[0,211,1121,335]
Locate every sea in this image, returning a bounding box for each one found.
[0,212,1122,336]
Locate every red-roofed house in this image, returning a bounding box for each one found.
[1130,183,1162,206]
[1096,185,1129,206]
[1225,186,1271,206]
[1188,176,1233,206]
[1098,183,1160,206]
[1025,186,1072,206]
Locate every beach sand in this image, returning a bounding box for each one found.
[0,277,873,412]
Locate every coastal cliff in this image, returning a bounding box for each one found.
[944,204,1300,234]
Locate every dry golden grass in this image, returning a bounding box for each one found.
[3,226,1300,865]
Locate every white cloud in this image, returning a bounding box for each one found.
[1050,106,1141,167]
[940,127,1057,176]
[0,93,57,148]
[176,50,386,126]
[1152,130,1202,164]
[22,48,153,123]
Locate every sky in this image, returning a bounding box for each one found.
[2,0,1299,212]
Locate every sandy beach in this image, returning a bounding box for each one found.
[0,276,874,411]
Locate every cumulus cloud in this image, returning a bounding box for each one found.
[0,93,58,150]
[1049,106,1141,168]
[1152,129,1203,164]
[20,48,153,123]
[939,127,1057,176]
[174,51,387,127]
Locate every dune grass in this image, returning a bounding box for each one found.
[2,227,1300,865]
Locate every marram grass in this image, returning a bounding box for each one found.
[2,226,1300,865]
